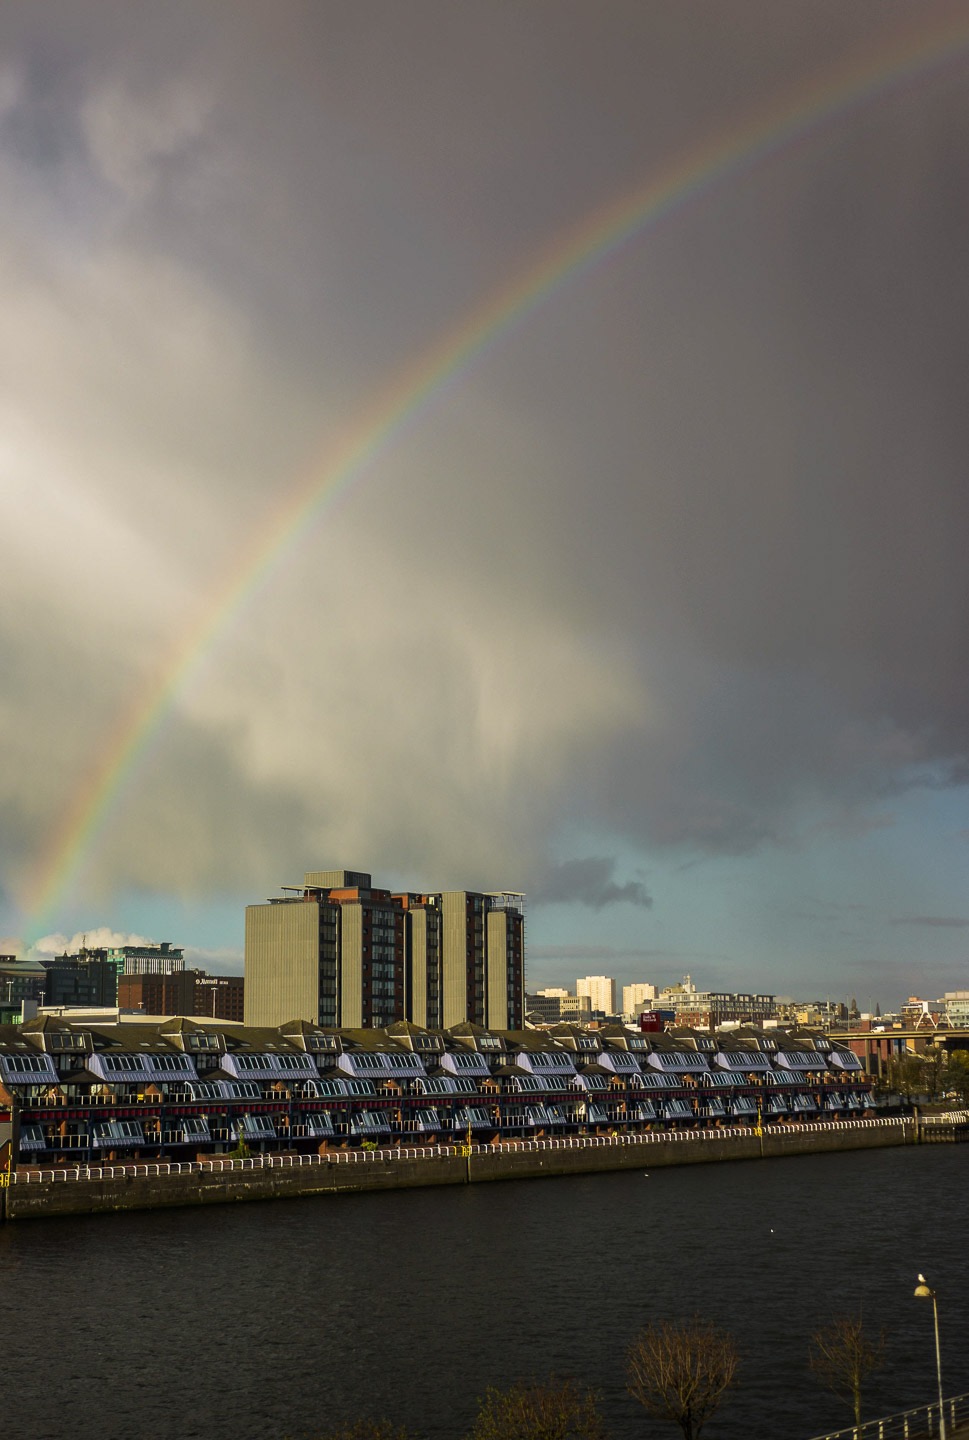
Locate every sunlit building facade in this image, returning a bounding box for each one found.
[245,872,524,1032]
[0,1015,876,1168]
[576,975,617,1016]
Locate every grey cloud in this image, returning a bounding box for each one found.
[529,944,723,963]
[531,858,652,910]
[890,916,969,929]
[80,75,212,199]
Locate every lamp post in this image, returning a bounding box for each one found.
[914,1275,946,1440]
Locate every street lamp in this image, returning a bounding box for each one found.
[914,1275,946,1440]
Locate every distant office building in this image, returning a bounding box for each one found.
[559,993,592,1024]
[110,941,184,976]
[576,975,616,1016]
[526,991,566,1024]
[622,982,658,1019]
[119,970,244,1022]
[941,992,969,1027]
[774,998,847,1029]
[0,955,47,1021]
[118,972,191,1016]
[192,973,245,1022]
[40,940,185,1010]
[527,988,592,1025]
[42,950,119,1007]
[245,871,524,1031]
[657,975,775,1029]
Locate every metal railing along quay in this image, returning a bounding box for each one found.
[7,1116,907,1184]
[807,1389,969,1440]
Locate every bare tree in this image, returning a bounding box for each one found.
[627,1317,739,1440]
[809,1313,886,1430]
[468,1376,607,1440]
[309,1422,415,1440]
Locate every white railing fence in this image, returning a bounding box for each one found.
[8,1116,907,1184]
[807,1389,969,1440]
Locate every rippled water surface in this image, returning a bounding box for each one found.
[2,1144,966,1440]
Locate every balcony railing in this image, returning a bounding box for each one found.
[8,1116,907,1183]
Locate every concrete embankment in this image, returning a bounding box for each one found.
[2,1118,913,1221]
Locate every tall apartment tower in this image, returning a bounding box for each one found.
[576,974,617,1015]
[246,871,525,1031]
[439,891,525,1030]
[622,982,658,1019]
[245,871,405,1029]
[394,893,443,1029]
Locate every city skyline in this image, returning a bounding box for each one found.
[2,3,968,1008]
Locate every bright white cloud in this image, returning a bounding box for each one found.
[28,927,154,959]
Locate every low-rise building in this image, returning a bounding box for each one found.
[0,955,48,1015]
[940,991,969,1027]
[657,976,775,1029]
[526,989,593,1025]
[0,1015,876,1168]
[119,970,244,1022]
[39,940,186,1009]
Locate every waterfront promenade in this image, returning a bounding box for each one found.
[2,1115,910,1219]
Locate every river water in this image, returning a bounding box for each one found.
[1,1144,965,1440]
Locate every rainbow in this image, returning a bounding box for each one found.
[21,15,969,942]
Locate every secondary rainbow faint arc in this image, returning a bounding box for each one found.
[22,16,969,941]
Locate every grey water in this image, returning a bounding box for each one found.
[1,1144,966,1440]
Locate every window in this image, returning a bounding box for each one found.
[414,1035,442,1052]
[187,1034,221,1052]
[50,1033,88,1053]
[2,1054,51,1073]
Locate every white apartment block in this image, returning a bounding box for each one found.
[622,982,658,1019]
[576,975,616,1015]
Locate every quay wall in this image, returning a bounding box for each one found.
[3,1118,913,1221]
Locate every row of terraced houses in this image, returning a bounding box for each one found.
[0,1015,876,1165]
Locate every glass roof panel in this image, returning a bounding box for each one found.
[714,1050,772,1071]
[647,1051,709,1072]
[775,1051,822,1071]
[828,1049,863,1070]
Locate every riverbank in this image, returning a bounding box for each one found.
[1,1116,913,1220]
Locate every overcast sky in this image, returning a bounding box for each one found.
[2,1,968,1007]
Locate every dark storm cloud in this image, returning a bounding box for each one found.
[531,858,652,910]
